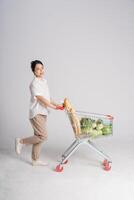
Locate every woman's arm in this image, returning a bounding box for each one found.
[50,98,59,106]
[36,96,57,109]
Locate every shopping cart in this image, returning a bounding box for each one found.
[55,110,114,172]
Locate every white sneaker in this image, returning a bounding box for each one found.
[32,159,48,166]
[15,138,23,155]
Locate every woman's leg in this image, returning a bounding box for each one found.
[30,115,48,161]
[32,142,42,160]
[21,135,42,145]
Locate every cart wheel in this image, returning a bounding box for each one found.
[63,160,68,164]
[55,164,63,172]
[103,159,108,166]
[104,162,111,171]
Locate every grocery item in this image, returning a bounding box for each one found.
[80,117,112,138]
[63,98,112,138]
[63,98,81,135]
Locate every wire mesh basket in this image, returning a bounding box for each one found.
[66,110,113,139]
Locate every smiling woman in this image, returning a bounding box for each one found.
[31,60,45,78]
[15,60,64,166]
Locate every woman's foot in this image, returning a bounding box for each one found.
[15,138,23,155]
[32,159,48,166]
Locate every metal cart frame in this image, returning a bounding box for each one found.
[55,110,113,172]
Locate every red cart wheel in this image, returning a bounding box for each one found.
[63,160,68,164]
[104,163,111,171]
[103,159,108,166]
[55,164,63,172]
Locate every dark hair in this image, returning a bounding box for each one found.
[31,60,43,73]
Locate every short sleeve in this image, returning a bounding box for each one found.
[30,82,44,97]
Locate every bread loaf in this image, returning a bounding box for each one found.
[64,98,81,135]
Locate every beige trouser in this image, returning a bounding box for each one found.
[22,114,48,161]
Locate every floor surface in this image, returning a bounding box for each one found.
[0,136,133,200]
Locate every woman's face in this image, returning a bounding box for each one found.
[34,64,45,78]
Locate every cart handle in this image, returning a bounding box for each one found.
[65,110,114,120]
[106,115,114,120]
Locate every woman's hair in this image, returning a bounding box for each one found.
[31,60,43,72]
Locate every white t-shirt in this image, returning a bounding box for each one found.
[29,77,50,119]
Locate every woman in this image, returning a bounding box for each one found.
[15,60,64,166]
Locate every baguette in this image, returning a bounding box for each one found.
[64,98,81,135]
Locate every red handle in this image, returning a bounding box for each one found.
[56,105,64,110]
[106,115,114,120]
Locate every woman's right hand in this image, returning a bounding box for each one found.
[56,105,64,110]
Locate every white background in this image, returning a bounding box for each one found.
[0,0,134,200]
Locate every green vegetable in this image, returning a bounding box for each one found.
[80,118,92,133]
[96,124,104,130]
[102,125,112,135]
[92,122,97,128]
[91,129,103,138]
[80,117,112,138]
